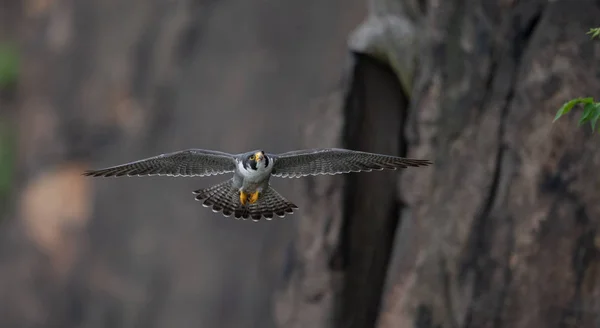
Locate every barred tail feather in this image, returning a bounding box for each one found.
[193,181,298,221]
[243,186,298,221]
[193,179,239,217]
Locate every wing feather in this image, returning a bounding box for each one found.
[83,149,237,177]
[270,148,431,178]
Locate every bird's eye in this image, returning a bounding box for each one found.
[249,155,255,160]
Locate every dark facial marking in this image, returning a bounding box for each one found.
[243,151,267,171]
[243,154,258,170]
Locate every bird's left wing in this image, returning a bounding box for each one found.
[270,148,431,178]
[83,149,237,177]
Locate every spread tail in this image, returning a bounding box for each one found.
[242,186,298,221]
[193,179,239,217]
[193,181,298,221]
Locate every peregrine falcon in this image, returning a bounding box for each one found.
[83,148,432,221]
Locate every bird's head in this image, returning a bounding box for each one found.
[244,150,269,171]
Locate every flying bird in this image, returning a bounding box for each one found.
[83,148,432,221]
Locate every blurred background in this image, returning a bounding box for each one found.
[1,0,599,328]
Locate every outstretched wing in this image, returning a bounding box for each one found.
[83,149,237,177]
[270,148,432,178]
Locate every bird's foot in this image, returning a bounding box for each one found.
[248,191,260,204]
[240,191,260,206]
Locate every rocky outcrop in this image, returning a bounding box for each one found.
[277,1,600,328]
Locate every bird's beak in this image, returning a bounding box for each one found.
[254,151,263,162]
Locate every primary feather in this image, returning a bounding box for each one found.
[82,149,236,177]
[270,148,432,178]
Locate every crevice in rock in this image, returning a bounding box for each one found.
[414,304,441,328]
[539,151,598,326]
[537,148,600,326]
[559,210,599,327]
[335,51,411,328]
[460,4,544,328]
[491,214,515,328]
[338,53,367,272]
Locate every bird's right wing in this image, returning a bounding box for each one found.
[271,148,432,178]
[83,149,237,177]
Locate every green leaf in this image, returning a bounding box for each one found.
[590,104,600,131]
[554,97,595,122]
[578,103,597,126]
[587,27,600,39]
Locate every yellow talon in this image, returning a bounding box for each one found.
[249,191,260,204]
[240,192,248,206]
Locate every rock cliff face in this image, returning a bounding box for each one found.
[277,1,600,328]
